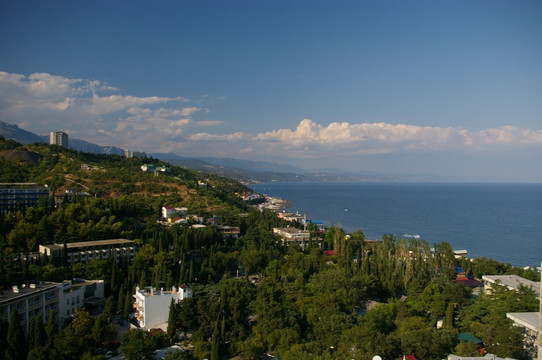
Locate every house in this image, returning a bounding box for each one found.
[457,332,486,355]
[53,189,91,207]
[273,227,311,250]
[141,164,156,172]
[453,267,483,295]
[39,239,136,266]
[133,285,192,331]
[218,225,241,238]
[161,206,188,221]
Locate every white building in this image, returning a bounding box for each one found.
[58,279,104,322]
[506,311,539,359]
[161,206,188,220]
[273,227,311,249]
[482,275,540,299]
[1,279,104,333]
[124,149,146,158]
[133,285,192,331]
[49,131,68,148]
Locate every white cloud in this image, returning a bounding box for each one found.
[0,71,219,148]
[185,119,542,160]
[1,71,540,165]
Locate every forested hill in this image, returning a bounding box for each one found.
[0,137,252,214]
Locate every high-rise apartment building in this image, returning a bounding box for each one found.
[49,131,68,148]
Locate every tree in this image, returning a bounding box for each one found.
[167,298,176,341]
[45,310,57,345]
[124,290,133,318]
[5,309,26,360]
[120,329,153,360]
[210,315,222,360]
[71,308,94,338]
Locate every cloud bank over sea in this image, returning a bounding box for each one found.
[1,71,541,181]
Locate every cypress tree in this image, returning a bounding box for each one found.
[210,315,221,360]
[45,310,57,345]
[6,309,26,360]
[166,298,176,341]
[27,317,36,352]
[117,284,125,312]
[0,318,8,358]
[33,314,46,349]
[123,290,133,319]
[445,302,455,328]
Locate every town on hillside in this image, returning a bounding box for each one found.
[0,137,541,360]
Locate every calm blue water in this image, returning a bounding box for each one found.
[249,182,542,268]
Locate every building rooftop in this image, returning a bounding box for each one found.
[482,275,540,298]
[274,227,309,234]
[41,238,135,250]
[506,312,540,332]
[0,281,60,304]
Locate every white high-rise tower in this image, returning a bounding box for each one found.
[49,131,68,148]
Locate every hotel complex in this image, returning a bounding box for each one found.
[39,238,136,265]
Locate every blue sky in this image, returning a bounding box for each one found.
[1,0,541,181]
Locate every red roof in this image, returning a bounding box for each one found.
[454,277,483,288]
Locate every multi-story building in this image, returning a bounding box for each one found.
[0,281,60,334]
[0,183,50,214]
[161,206,188,220]
[273,227,311,249]
[49,131,68,148]
[0,279,104,333]
[124,149,146,158]
[39,239,136,266]
[133,285,192,331]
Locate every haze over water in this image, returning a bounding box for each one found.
[250,182,542,268]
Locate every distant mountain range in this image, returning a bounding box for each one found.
[0,121,391,183]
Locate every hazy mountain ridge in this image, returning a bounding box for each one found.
[0,121,387,183]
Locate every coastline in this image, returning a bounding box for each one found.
[250,182,542,268]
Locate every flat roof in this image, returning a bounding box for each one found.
[0,281,60,304]
[482,275,540,297]
[506,312,540,332]
[274,227,309,234]
[41,239,135,250]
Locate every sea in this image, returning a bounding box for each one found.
[249,182,542,268]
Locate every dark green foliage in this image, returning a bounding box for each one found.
[6,310,26,360]
[120,329,155,360]
[167,298,176,340]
